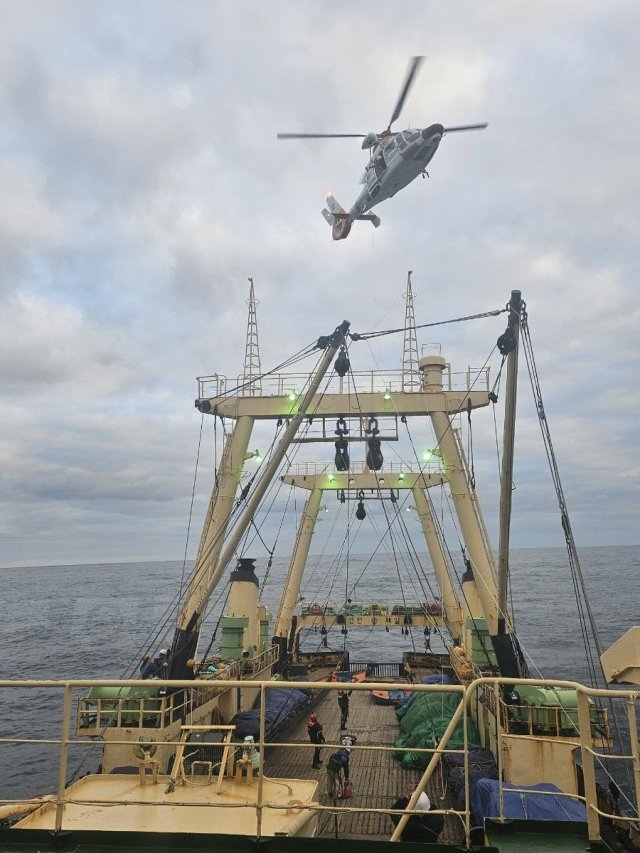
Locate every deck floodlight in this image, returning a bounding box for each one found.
[253,449,262,463]
[398,471,405,482]
[423,449,433,462]
[287,389,299,402]
[383,388,392,400]
[328,474,336,483]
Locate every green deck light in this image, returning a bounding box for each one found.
[423,449,433,462]
[253,449,262,463]
[328,474,336,483]
[287,389,299,402]
[383,389,392,400]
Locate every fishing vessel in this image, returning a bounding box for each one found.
[1,277,638,852]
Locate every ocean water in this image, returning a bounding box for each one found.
[0,546,637,804]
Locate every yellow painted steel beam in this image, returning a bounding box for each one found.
[197,390,490,420]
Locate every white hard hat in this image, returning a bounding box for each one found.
[415,791,431,811]
[159,648,168,656]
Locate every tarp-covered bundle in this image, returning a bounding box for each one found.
[443,748,498,803]
[230,684,312,740]
[469,780,587,823]
[394,691,481,768]
[396,673,456,711]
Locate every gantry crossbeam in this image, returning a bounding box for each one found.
[196,390,490,420]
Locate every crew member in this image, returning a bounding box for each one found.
[389,788,444,843]
[140,648,171,679]
[337,689,352,729]
[307,712,325,769]
[326,739,351,797]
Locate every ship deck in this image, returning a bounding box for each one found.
[266,684,464,843]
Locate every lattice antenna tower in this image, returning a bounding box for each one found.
[242,277,262,395]
[401,270,421,392]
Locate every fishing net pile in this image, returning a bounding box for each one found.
[394,676,481,768]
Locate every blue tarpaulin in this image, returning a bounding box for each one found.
[396,673,456,709]
[230,687,311,740]
[469,780,587,823]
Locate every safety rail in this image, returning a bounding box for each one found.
[76,647,278,734]
[496,689,611,743]
[1,676,637,846]
[199,645,278,679]
[285,460,437,477]
[196,366,490,400]
[299,600,442,618]
[348,661,403,677]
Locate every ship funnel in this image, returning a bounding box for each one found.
[226,557,261,655]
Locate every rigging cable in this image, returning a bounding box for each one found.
[520,307,634,797]
[349,306,507,342]
[178,413,206,612]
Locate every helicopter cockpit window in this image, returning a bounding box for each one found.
[404,130,420,143]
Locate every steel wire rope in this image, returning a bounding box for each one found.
[362,328,503,659]
[360,498,424,652]
[177,413,206,613]
[311,506,364,654]
[230,346,331,560]
[267,357,356,652]
[392,501,454,653]
[357,498,454,670]
[259,486,294,594]
[520,310,634,798]
[299,501,345,611]
[66,573,237,785]
[303,503,362,654]
[401,416,499,665]
[248,365,346,609]
[349,306,507,342]
[67,339,343,780]
[297,346,359,653]
[341,359,414,648]
[206,339,322,401]
[129,348,330,679]
[469,562,639,815]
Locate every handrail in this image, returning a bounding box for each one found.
[1,676,637,844]
[196,366,490,399]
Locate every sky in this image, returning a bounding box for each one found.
[1,0,639,568]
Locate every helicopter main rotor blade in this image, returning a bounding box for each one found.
[277,133,367,139]
[387,55,424,131]
[442,123,488,133]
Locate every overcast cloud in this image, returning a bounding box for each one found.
[1,1,639,567]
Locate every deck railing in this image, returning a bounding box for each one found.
[196,366,490,400]
[75,647,278,733]
[0,676,637,846]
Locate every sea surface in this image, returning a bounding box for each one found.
[0,546,638,805]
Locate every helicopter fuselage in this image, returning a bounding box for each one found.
[349,124,444,222]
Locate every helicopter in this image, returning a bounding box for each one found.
[278,56,487,240]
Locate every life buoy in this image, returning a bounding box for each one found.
[310,603,322,615]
